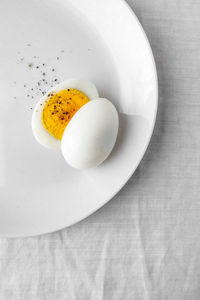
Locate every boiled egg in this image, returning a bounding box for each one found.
[61,98,119,169]
[32,79,99,150]
[32,79,119,169]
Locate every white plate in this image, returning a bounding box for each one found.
[0,0,158,237]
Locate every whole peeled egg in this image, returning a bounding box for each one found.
[61,98,119,169]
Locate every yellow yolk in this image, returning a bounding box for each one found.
[42,89,89,140]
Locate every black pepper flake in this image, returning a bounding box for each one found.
[27,95,30,97]
[42,63,45,66]
[67,102,69,104]
[24,84,26,87]
[30,107,33,110]
[38,82,40,86]
[36,66,39,69]
[42,73,46,76]
[28,63,33,68]
[40,103,42,106]
[52,112,54,115]
[59,101,62,104]
[67,89,70,91]
[27,43,31,47]
[52,68,55,72]
[73,109,75,111]
[61,117,64,120]
[31,88,33,91]
[54,79,58,82]
[57,57,59,60]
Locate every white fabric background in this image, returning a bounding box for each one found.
[1,0,200,299]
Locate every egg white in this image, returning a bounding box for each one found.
[61,98,119,169]
[32,79,99,150]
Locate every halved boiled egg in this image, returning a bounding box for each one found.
[61,98,119,169]
[32,79,99,150]
[32,79,119,169]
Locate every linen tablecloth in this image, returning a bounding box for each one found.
[1,0,200,299]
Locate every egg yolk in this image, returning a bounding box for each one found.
[42,89,89,140]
